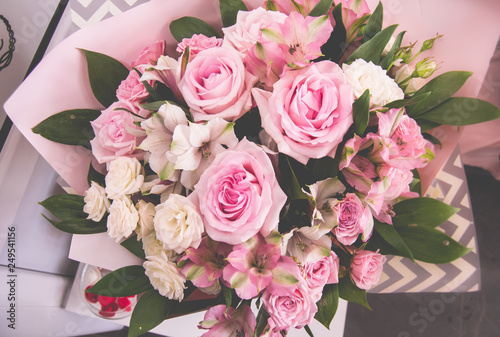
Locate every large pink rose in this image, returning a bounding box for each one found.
[350,249,386,290]
[189,139,287,245]
[253,61,353,164]
[262,279,318,330]
[178,47,258,122]
[90,101,145,164]
[333,193,374,245]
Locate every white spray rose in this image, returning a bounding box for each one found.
[107,196,139,242]
[83,181,110,221]
[154,194,204,254]
[142,232,178,261]
[144,251,186,301]
[135,200,156,240]
[105,157,144,200]
[343,58,404,108]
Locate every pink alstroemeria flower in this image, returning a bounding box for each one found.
[223,234,300,299]
[180,237,233,288]
[261,11,333,65]
[199,304,256,337]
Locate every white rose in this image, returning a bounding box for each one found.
[107,196,139,242]
[105,157,144,200]
[144,251,186,301]
[83,181,110,221]
[222,8,287,54]
[142,232,178,261]
[343,58,405,108]
[135,200,156,240]
[154,194,204,254]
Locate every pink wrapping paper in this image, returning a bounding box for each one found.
[4,0,500,269]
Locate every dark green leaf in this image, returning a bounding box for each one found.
[362,1,383,42]
[142,79,163,101]
[120,236,146,260]
[128,290,175,337]
[169,17,220,42]
[353,89,370,136]
[39,194,86,221]
[418,97,500,126]
[220,0,247,27]
[140,101,168,111]
[410,169,422,195]
[397,225,472,263]
[319,4,346,63]
[345,24,398,64]
[221,282,232,309]
[266,0,278,11]
[42,215,107,234]
[309,0,333,17]
[339,277,371,310]
[32,109,100,149]
[379,30,406,70]
[384,92,431,109]
[407,71,472,117]
[393,197,459,227]
[278,155,309,200]
[254,306,271,337]
[307,155,339,181]
[304,325,315,337]
[314,283,339,329]
[415,119,440,132]
[374,221,414,261]
[87,265,153,297]
[423,132,442,148]
[87,163,106,187]
[80,49,129,107]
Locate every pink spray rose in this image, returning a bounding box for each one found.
[262,279,318,330]
[253,61,353,164]
[176,34,223,58]
[90,101,145,164]
[350,249,386,290]
[131,40,165,68]
[116,70,153,110]
[189,139,287,245]
[301,251,339,301]
[199,304,256,337]
[333,193,374,245]
[178,47,258,122]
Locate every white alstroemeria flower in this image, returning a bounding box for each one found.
[105,157,144,200]
[166,117,238,190]
[83,181,110,222]
[139,102,188,180]
[281,227,332,265]
[140,55,183,103]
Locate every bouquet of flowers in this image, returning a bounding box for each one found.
[31,0,500,336]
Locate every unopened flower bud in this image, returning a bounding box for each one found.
[395,46,412,63]
[421,34,443,52]
[415,58,438,78]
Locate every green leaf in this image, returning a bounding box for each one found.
[362,1,383,42]
[42,215,107,234]
[266,0,278,11]
[407,71,472,117]
[278,155,309,200]
[309,0,333,17]
[80,49,129,107]
[221,282,232,309]
[384,92,430,109]
[392,197,459,227]
[410,169,422,195]
[379,30,405,70]
[220,0,247,27]
[169,17,220,42]
[86,265,153,297]
[32,109,101,149]
[87,163,106,187]
[423,132,442,148]
[353,89,370,136]
[141,79,163,101]
[304,325,315,337]
[307,155,339,182]
[314,283,339,329]
[254,306,271,337]
[396,225,472,263]
[374,221,414,261]
[39,194,87,221]
[120,236,146,260]
[339,277,371,310]
[140,101,168,111]
[418,97,500,126]
[416,119,440,133]
[319,4,346,63]
[128,289,175,337]
[345,24,398,64]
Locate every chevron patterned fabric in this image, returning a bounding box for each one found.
[70,0,149,29]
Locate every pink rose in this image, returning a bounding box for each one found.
[253,61,353,164]
[199,304,256,337]
[131,40,165,68]
[178,47,258,122]
[302,251,339,301]
[189,139,287,245]
[176,34,223,58]
[90,102,145,164]
[262,279,318,330]
[116,70,152,108]
[333,193,374,245]
[350,249,386,290]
